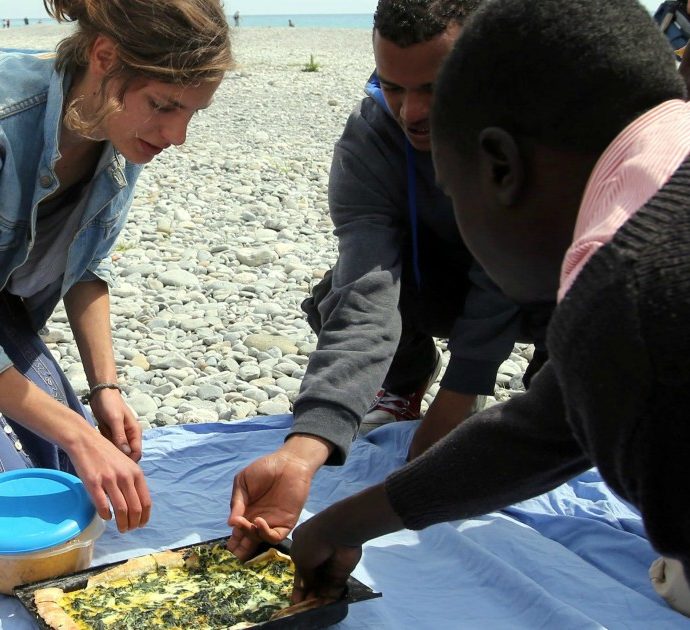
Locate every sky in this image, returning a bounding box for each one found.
[0,0,660,20]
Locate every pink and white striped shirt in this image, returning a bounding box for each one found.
[558,99,690,301]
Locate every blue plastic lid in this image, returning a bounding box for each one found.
[0,469,96,554]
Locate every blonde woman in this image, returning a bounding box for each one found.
[0,0,231,532]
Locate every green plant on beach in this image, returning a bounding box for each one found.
[114,240,136,252]
[302,54,321,72]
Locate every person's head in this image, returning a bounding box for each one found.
[372,0,481,151]
[44,0,232,164]
[431,0,686,304]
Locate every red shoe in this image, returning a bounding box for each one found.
[361,350,442,430]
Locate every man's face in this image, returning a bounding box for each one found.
[433,139,571,305]
[374,24,461,152]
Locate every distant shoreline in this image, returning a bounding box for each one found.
[1,13,374,29]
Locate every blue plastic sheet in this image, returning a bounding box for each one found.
[1,415,689,629]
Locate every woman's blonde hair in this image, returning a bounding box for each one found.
[44,0,232,135]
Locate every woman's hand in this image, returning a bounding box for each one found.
[64,421,152,533]
[89,387,142,461]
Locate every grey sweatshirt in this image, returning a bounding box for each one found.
[291,92,525,465]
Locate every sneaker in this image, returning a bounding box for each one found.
[361,349,443,432]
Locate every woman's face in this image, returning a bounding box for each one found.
[98,77,221,164]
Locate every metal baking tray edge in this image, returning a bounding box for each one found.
[13,537,381,629]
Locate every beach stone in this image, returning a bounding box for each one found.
[127,394,158,417]
[159,269,199,287]
[174,208,191,221]
[198,384,224,401]
[130,354,150,370]
[254,303,282,316]
[258,399,292,415]
[111,284,140,298]
[274,243,296,256]
[156,218,173,234]
[276,376,302,392]
[496,373,511,386]
[39,329,65,344]
[179,318,210,332]
[510,375,526,391]
[244,334,298,355]
[238,363,262,381]
[273,361,298,376]
[229,401,257,419]
[181,409,219,423]
[242,388,270,403]
[498,359,523,377]
[150,353,195,370]
[236,248,278,267]
[161,397,185,409]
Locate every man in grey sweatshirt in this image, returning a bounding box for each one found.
[226,0,549,561]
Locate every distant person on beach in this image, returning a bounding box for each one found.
[24,17,29,25]
[227,0,551,561]
[234,10,240,26]
[0,0,230,533]
[287,0,690,616]
[288,19,295,27]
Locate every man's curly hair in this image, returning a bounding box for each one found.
[373,0,481,47]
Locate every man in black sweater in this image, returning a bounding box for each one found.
[288,0,690,617]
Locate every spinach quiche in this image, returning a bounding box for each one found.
[33,544,315,629]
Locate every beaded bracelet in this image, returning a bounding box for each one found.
[80,382,122,405]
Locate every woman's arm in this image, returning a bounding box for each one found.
[0,366,151,532]
[64,279,142,460]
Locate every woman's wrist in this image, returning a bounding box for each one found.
[81,381,122,404]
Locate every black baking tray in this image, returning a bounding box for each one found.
[13,537,381,629]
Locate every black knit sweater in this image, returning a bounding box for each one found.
[385,157,690,570]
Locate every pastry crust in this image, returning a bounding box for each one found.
[86,549,185,587]
[33,589,78,630]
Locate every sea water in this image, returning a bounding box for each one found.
[230,14,373,29]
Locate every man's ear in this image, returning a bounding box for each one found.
[88,35,119,78]
[477,127,524,206]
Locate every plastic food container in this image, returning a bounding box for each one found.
[0,469,105,594]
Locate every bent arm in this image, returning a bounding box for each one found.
[63,279,117,388]
[387,362,589,528]
[293,362,588,565]
[291,102,409,464]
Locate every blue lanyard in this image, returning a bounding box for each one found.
[405,139,422,290]
[366,72,422,289]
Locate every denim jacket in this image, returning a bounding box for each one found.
[0,52,142,372]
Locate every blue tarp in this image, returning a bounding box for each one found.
[1,415,688,629]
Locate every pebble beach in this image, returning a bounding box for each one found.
[0,24,532,431]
